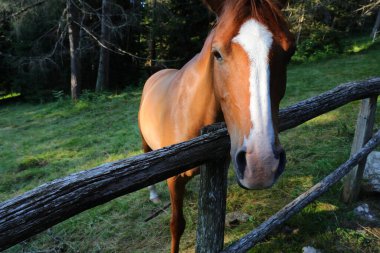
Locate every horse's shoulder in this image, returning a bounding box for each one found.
[148,69,178,83]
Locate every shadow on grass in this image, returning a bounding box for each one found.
[248,201,379,253]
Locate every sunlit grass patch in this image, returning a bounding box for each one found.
[346,36,376,54]
[0,92,21,100]
[314,201,338,212]
[306,111,339,126]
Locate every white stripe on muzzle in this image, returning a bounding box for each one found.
[232,19,274,151]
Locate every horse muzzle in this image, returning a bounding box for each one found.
[233,144,286,190]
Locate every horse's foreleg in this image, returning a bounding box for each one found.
[167,176,187,253]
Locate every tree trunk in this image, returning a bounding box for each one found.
[371,9,380,41]
[78,0,86,60]
[146,0,157,67]
[296,0,305,45]
[67,0,81,100]
[96,0,111,92]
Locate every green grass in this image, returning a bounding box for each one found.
[1,41,380,252]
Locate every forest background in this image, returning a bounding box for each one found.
[1,0,380,102]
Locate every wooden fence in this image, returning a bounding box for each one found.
[0,77,379,252]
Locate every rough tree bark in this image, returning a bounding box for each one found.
[371,9,380,41]
[96,0,112,92]
[0,128,230,251]
[67,0,81,100]
[147,0,157,67]
[295,0,305,45]
[78,0,86,60]
[342,96,378,203]
[279,77,380,131]
[196,124,230,253]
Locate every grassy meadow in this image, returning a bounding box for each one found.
[1,40,380,252]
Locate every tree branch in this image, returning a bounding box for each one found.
[1,0,48,22]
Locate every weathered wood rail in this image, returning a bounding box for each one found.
[0,77,379,251]
[342,96,378,202]
[196,124,230,253]
[278,77,380,131]
[0,129,230,250]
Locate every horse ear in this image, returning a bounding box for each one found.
[203,0,225,16]
[275,0,289,10]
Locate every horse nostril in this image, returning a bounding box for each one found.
[275,150,286,179]
[235,149,247,179]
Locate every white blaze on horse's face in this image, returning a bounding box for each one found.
[232,19,274,148]
[230,19,286,189]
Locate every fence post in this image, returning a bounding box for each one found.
[196,123,230,253]
[342,96,378,203]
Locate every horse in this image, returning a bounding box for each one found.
[138,0,295,252]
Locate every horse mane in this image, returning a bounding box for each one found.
[220,0,286,27]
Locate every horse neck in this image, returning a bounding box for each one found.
[187,30,222,123]
[187,30,214,85]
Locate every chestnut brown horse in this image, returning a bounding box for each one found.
[138,0,295,252]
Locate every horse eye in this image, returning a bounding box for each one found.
[213,50,223,61]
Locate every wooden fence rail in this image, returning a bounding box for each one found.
[278,77,380,131]
[196,124,230,253]
[0,129,230,250]
[342,96,378,203]
[0,77,379,251]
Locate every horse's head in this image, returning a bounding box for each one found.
[205,0,295,189]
